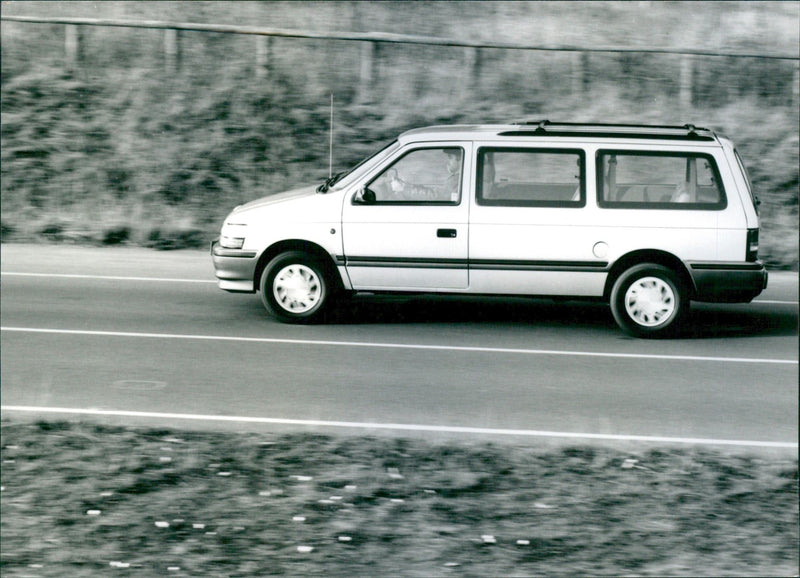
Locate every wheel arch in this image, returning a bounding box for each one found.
[604,250,696,300]
[254,240,344,293]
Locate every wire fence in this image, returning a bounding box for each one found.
[3,14,799,108]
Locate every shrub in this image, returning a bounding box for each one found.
[145,226,208,251]
[0,220,16,241]
[101,226,131,246]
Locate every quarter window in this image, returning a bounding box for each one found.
[597,151,726,209]
[734,148,758,215]
[477,148,585,207]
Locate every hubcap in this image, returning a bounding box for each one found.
[624,276,676,327]
[273,264,321,313]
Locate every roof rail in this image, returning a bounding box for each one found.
[504,120,716,141]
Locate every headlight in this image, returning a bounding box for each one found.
[219,223,247,249]
[219,235,245,249]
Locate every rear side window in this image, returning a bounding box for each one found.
[477,148,585,207]
[597,151,726,210]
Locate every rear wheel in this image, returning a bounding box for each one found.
[260,251,334,324]
[610,263,687,338]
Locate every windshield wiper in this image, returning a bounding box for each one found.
[317,170,347,193]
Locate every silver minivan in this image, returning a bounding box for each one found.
[212,121,767,337]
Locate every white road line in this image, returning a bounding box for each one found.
[1,405,795,449]
[0,272,215,283]
[2,326,797,365]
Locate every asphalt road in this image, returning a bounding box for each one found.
[1,244,797,451]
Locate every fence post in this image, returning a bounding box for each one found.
[571,51,588,97]
[164,28,180,72]
[793,64,799,109]
[65,24,81,69]
[464,47,482,92]
[255,35,272,78]
[358,41,378,102]
[679,55,693,110]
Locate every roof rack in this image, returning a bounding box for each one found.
[501,120,716,141]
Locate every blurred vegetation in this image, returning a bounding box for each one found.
[2,421,797,575]
[1,1,798,267]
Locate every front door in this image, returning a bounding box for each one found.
[341,143,471,290]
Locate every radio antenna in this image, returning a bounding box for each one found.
[328,93,334,179]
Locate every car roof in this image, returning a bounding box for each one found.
[398,121,722,145]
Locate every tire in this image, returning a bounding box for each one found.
[259,251,334,324]
[609,263,687,338]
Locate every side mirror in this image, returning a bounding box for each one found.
[354,187,376,204]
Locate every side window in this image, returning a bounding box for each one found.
[597,151,727,210]
[477,148,585,207]
[365,147,462,204]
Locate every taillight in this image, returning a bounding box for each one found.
[746,228,759,262]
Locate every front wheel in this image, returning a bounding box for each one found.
[260,251,334,324]
[609,264,688,338]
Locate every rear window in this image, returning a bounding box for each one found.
[597,151,726,210]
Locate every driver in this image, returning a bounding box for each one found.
[389,149,461,201]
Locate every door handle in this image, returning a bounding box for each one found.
[437,228,457,238]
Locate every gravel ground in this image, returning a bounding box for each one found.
[1,421,797,576]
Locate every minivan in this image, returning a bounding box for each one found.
[211,121,767,337]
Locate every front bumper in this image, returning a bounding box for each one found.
[211,240,258,293]
[688,261,768,303]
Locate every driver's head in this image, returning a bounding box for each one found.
[444,150,460,173]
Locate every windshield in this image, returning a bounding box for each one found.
[319,139,400,193]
